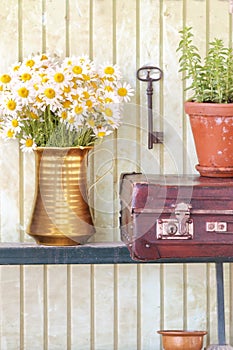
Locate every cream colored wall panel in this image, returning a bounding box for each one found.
[44,0,66,55]
[118,264,138,350]
[162,0,184,174]
[47,265,68,349]
[94,265,115,350]
[209,0,230,42]
[138,0,162,174]
[0,0,18,71]
[116,1,138,240]
[71,265,91,350]
[21,0,43,56]
[0,266,20,349]
[92,0,114,62]
[186,264,208,331]
[0,0,20,241]
[0,141,20,241]
[163,264,184,329]
[24,266,44,350]
[91,0,116,241]
[141,264,161,350]
[69,0,91,56]
[184,0,207,174]
[91,139,117,242]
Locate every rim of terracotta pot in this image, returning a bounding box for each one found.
[184,101,233,116]
[157,330,208,336]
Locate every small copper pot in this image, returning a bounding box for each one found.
[157,330,207,350]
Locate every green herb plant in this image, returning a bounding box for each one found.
[177,26,233,103]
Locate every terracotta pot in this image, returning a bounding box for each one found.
[185,101,233,177]
[26,147,95,246]
[157,330,207,350]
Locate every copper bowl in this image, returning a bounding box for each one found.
[157,330,207,350]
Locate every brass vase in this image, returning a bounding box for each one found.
[26,147,95,245]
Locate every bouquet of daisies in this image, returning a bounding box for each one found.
[0,54,134,152]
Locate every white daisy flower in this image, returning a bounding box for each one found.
[93,125,112,138]
[99,63,122,81]
[117,82,134,102]
[20,135,37,152]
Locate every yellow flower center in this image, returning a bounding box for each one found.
[118,87,127,97]
[21,73,32,82]
[98,131,106,138]
[25,138,33,147]
[74,105,83,114]
[63,86,71,93]
[18,87,29,98]
[68,117,75,124]
[83,91,90,99]
[72,66,82,75]
[26,59,35,68]
[62,100,72,108]
[7,129,14,138]
[104,108,113,117]
[41,54,48,61]
[71,94,79,101]
[104,85,113,92]
[105,97,113,103]
[12,119,18,127]
[44,88,55,99]
[36,96,43,103]
[54,72,65,83]
[1,74,11,84]
[61,111,67,120]
[86,100,93,108]
[82,74,90,81]
[13,65,20,71]
[104,66,115,75]
[7,100,16,111]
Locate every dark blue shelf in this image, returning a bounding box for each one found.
[0,242,233,265]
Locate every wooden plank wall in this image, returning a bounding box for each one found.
[0,0,232,349]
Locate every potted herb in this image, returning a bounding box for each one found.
[177,26,233,177]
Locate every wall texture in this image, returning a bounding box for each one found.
[0,0,233,349]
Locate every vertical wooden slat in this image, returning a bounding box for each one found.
[141,264,161,350]
[138,0,162,175]
[163,264,184,330]
[94,265,115,350]
[0,266,21,349]
[186,264,208,344]
[47,265,68,350]
[70,265,91,350]
[117,265,138,350]
[162,0,184,175]
[23,266,44,350]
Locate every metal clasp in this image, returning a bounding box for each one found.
[174,202,192,235]
[156,202,193,240]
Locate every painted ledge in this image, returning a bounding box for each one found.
[0,242,232,265]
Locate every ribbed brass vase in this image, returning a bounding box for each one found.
[26,147,95,245]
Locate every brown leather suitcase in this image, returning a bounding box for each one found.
[120,173,233,261]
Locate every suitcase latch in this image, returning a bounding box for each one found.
[157,202,193,239]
